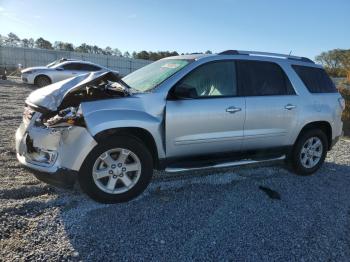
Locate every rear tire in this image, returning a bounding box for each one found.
[79,136,153,203]
[35,75,51,87]
[289,129,328,176]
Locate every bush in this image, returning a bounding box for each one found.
[338,85,350,121]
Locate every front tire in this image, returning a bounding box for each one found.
[35,75,51,87]
[290,129,328,176]
[79,136,153,203]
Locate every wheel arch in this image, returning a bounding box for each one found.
[94,127,160,169]
[296,121,332,150]
[34,74,52,85]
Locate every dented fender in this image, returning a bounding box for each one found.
[80,94,166,158]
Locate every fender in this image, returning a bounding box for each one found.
[80,96,166,158]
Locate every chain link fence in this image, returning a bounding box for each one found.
[0,46,151,76]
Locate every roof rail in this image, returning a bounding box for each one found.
[218,50,314,63]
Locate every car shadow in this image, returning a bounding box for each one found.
[51,161,350,261]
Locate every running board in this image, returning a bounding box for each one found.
[165,155,285,173]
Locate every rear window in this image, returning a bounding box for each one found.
[237,60,295,96]
[292,65,337,93]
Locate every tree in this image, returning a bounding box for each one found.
[103,46,113,55]
[54,41,74,51]
[113,48,122,56]
[123,51,131,58]
[35,37,53,49]
[205,50,212,54]
[63,43,74,51]
[316,49,350,78]
[21,38,35,48]
[28,38,35,48]
[136,51,150,60]
[54,41,64,50]
[133,50,179,60]
[341,52,350,81]
[92,45,103,54]
[75,43,90,53]
[0,34,5,47]
[6,32,21,47]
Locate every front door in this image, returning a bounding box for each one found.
[165,60,245,158]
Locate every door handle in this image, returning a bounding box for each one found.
[226,106,241,113]
[284,104,296,110]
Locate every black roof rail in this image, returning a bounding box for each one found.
[218,50,314,63]
[218,50,239,55]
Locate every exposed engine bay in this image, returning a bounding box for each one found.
[27,72,131,128]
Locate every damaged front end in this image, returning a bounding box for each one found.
[16,71,130,186]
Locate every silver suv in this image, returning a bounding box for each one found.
[16,50,344,203]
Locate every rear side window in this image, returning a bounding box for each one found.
[237,60,295,96]
[292,65,337,93]
[62,63,80,70]
[79,64,101,71]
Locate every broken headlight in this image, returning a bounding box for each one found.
[45,106,84,127]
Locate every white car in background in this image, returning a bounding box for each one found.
[21,59,118,87]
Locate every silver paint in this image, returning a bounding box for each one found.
[16,52,344,176]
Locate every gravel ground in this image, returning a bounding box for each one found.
[1,78,350,261]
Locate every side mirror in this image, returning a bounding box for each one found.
[56,67,64,71]
[172,84,197,99]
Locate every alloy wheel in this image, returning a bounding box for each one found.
[92,148,142,194]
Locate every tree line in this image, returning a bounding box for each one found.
[315,49,350,79]
[1,33,348,77]
[0,32,212,61]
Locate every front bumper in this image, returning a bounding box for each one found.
[16,117,97,186]
[21,73,35,84]
[18,159,78,188]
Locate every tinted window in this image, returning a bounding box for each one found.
[292,65,337,93]
[62,63,101,71]
[174,61,236,98]
[79,64,101,71]
[62,63,80,70]
[237,60,295,96]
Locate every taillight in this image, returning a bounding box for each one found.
[338,97,345,110]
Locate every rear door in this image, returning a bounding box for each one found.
[236,60,300,150]
[165,61,245,158]
[60,62,82,79]
[78,63,102,74]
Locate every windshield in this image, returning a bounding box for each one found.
[46,60,62,68]
[122,59,192,91]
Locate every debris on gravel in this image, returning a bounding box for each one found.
[1,78,350,261]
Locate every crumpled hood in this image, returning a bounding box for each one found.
[26,71,115,112]
[21,66,49,73]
